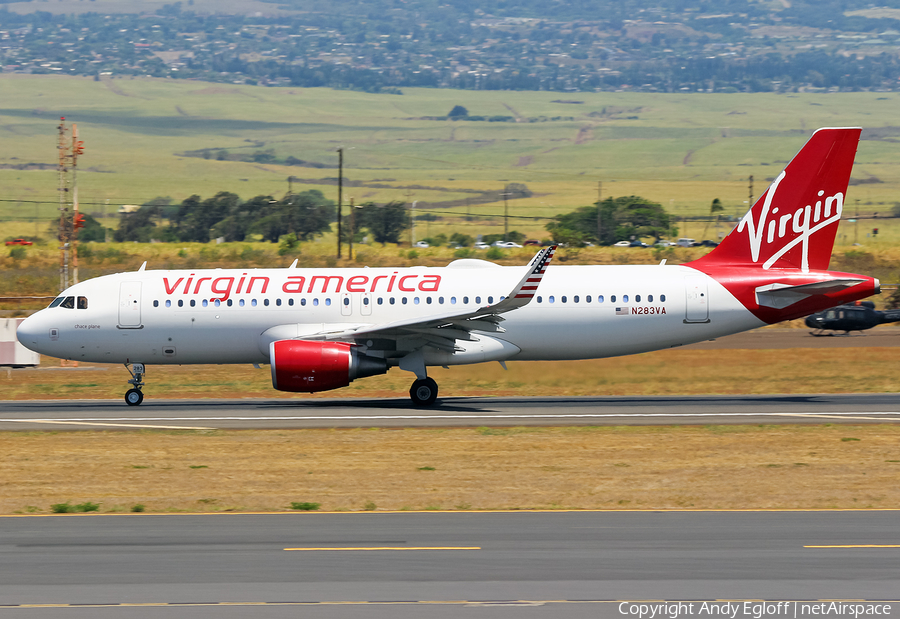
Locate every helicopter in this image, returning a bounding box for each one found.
[805,300,900,335]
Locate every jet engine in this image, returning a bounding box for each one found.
[269,340,388,393]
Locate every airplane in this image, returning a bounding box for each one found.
[804,300,900,335]
[16,127,880,407]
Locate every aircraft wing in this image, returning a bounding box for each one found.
[303,245,557,352]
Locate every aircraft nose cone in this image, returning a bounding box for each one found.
[16,313,46,353]
[804,315,819,328]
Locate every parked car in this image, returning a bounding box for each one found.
[474,242,490,250]
[613,240,631,247]
[5,238,33,246]
[523,240,541,246]
[697,240,719,248]
[675,237,696,248]
[629,240,649,248]
[492,240,522,248]
[413,240,430,248]
[655,240,675,247]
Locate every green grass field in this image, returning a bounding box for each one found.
[1,75,899,244]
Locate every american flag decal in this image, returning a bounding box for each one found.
[513,245,557,300]
[615,307,629,316]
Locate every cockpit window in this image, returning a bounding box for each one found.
[77,296,88,310]
[60,296,76,309]
[48,297,64,308]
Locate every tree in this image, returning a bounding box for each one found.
[358,201,410,245]
[546,196,675,245]
[447,105,468,118]
[701,198,724,241]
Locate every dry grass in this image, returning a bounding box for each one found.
[4,347,900,400]
[2,425,899,514]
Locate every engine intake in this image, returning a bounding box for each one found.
[269,340,388,393]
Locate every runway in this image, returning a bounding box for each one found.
[0,511,897,618]
[1,393,900,430]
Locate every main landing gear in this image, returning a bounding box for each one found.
[409,377,438,407]
[124,362,145,406]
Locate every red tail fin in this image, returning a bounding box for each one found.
[692,127,860,273]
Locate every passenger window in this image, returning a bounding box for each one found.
[77,296,88,309]
[264,299,270,307]
[426,297,432,304]
[574,296,579,303]
[402,297,407,305]
[49,297,64,308]
[60,296,75,309]
[488,296,494,304]
[475,296,481,304]
[586,295,592,303]
[561,296,567,303]
[313,299,319,307]
[463,296,469,304]
[214,299,220,307]
[291,299,296,306]
[165,300,171,308]
[549,296,555,303]
[153,300,159,308]
[451,297,456,304]
[623,295,629,303]
[660,294,666,302]
[438,297,444,304]
[178,300,183,308]
[537,296,542,303]
[363,297,369,306]
[252,299,258,307]
[390,297,396,305]
[610,295,616,303]
[636,295,641,303]
[343,297,350,306]
[325,299,331,306]
[648,295,653,302]
[227,299,233,307]
[414,297,420,305]
[202,299,209,307]
[276,299,282,307]
[378,298,383,305]
[190,300,196,307]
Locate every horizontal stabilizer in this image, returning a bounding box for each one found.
[755,279,865,309]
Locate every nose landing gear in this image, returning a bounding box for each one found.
[124,362,145,406]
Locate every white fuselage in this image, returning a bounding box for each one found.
[18,260,763,368]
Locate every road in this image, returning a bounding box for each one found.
[1,393,899,430]
[0,511,897,618]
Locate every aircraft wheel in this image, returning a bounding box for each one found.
[409,377,438,407]
[125,388,144,406]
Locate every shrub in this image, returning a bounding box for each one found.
[364,501,377,511]
[406,249,418,259]
[131,504,145,513]
[76,502,100,512]
[290,502,321,511]
[485,247,503,260]
[51,502,74,513]
[9,246,26,261]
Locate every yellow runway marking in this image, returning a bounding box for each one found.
[0,419,214,430]
[804,544,900,548]
[284,546,481,551]
[776,413,900,421]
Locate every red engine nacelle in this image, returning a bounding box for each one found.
[269,340,388,393]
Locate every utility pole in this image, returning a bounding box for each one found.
[348,197,355,261]
[336,148,343,259]
[71,123,83,284]
[748,175,754,209]
[58,118,69,292]
[596,180,602,244]
[501,189,512,242]
[407,189,415,246]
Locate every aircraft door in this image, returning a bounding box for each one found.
[361,293,372,316]
[684,276,709,323]
[118,281,143,328]
[341,293,352,316]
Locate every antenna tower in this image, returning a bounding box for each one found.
[56,118,85,291]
